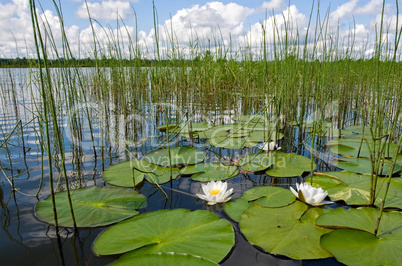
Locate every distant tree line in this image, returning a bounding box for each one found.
[0,56,399,68]
[0,57,203,68]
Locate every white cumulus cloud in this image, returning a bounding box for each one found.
[241,5,307,49]
[330,0,391,20]
[155,2,253,44]
[256,0,285,12]
[76,0,133,21]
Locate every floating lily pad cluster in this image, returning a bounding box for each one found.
[180,162,239,181]
[158,115,284,150]
[103,146,205,186]
[224,186,332,260]
[33,122,402,265]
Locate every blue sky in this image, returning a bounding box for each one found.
[0,0,400,58]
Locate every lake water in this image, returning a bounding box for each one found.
[0,68,342,265]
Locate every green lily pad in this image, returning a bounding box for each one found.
[105,159,180,185]
[265,152,315,177]
[233,115,269,124]
[334,157,401,175]
[35,186,146,227]
[180,163,209,175]
[103,160,145,187]
[340,126,393,138]
[223,186,296,222]
[239,201,332,260]
[142,163,180,185]
[223,198,251,222]
[183,162,239,182]
[307,171,402,208]
[242,186,296,207]
[144,146,205,167]
[110,253,219,266]
[316,207,389,233]
[321,229,402,266]
[227,123,252,138]
[180,122,211,133]
[208,136,258,149]
[341,126,365,137]
[194,127,228,139]
[238,153,274,172]
[93,209,235,263]
[327,138,399,158]
[319,208,402,266]
[246,131,284,143]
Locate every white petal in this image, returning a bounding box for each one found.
[207,200,217,205]
[222,197,232,203]
[221,181,228,192]
[312,192,327,204]
[196,193,209,201]
[201,184,209,196]
[222,188,233,199]
[290,186,298,198]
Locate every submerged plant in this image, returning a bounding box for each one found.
[290,182,332,206]
[196,181,233,205]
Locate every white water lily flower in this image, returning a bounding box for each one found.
[196,181,233,205]
[290,182,332,206]
[262,141,281,151]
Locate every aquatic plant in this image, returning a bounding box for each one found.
[196,181,233,205]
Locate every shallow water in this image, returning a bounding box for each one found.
[0,68,344,265]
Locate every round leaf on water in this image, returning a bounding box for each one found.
[223,198,250,222]
[307,171,371,205]
[144,146,205,167]
[316,207,386,234]
[319,208,402,266]
[180,122,211,133]
[195,126,228,139]
[35,186,146,227]
[333,157,401,175]
[141,159,180,184]
[246,131,284,143]
[190,162,239,181]
[327,138,399,158]
[239,153,274,172]
[242,186,296,208]
[239,201,332,260]
[321,229,402,266]
[180,163,208,175]
[233,115,269,124]
[307,171,402,209]
[103,160,145,187]
[208,136,258,149]
[227,123,251,138]
[93,209,235,263]
[265,152,315,177]
[223,187,295,222]
[107,159,180,185]
[144,164,180,184]
[111,253,219,266]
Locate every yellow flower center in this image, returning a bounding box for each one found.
[209,189,221,196]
